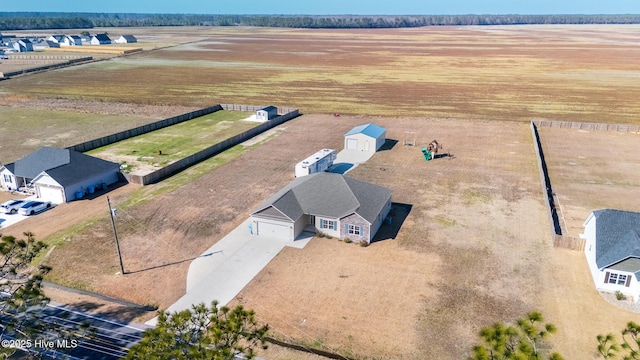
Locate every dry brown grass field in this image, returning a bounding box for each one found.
[1,25,639,359]
[2,25,640,123]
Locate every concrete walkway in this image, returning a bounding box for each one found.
[329,149,375,174]
[146,219,312,325]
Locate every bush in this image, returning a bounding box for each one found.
[615,290,625,301]
[359,240,369,247]
[343,238,352,243]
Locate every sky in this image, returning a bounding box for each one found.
[3,0,640,15]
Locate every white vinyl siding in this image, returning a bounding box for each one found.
[606,272,630,286]
[320,219,336,230]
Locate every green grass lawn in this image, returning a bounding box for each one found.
[87,110,256,170]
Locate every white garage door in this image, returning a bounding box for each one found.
[37,185,65,204]
[346,138,358,150]
[256,221,291,240]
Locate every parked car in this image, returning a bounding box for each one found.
[17,201,52,216]
[1,199,27,214]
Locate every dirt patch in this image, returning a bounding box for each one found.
[225,116,551,359]
[4,25,640,123]
[0,95,200,119]
[4,114,635,359]
[537,127,640,359]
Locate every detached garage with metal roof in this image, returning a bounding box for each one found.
[344,123,386,153]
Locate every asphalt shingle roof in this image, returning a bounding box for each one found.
[5,147,119,186]
[593,209,640,271]
[12,147,71,179]
[44,150,120,187]
[252,172,391,223]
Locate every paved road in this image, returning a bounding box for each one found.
[1,303,148,359]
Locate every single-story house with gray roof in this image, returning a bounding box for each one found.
[344,123,386,153]
[250,172,392,243]
[0,147,121,204]
[583,209,640,302]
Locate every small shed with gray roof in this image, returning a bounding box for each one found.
[344,123,386,153]
[256,106,278,121]
[583,209,640,302]
[250,172,392,243]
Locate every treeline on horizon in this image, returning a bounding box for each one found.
[1,12,640,30]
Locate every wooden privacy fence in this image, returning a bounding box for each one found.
[533,120,640,133]
[68,105,223,153]
[530,122,563,244]
[79,104,299,185]
[553,235,586,251]
[134,108,299,185]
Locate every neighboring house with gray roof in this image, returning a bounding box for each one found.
[0,147,121,204]
[583,209,640,302]
[113,35,137,44]
[90,33,111,45]
[344,123,386,153]
[250,172,392,243]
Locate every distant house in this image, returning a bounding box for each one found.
[47,34,66,44]
[90,34,111,45]
[62,35,83,46]
[113,35,137,44]
[0,147,121,204]
[583,209,640,302]
[10,39,33,52]
[250,172,392,244]
[256,106,278,121]
[1,35,16,47]
[344,123,386,153]
[31,38,57,50]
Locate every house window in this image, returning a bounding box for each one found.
[607,273,628,285]
[320,219,336,230]
[347,224,362,236]
[3,174,11,183]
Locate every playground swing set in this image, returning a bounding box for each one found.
[404,132,442,161]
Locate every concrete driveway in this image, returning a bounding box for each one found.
[0,212,28,229]
[0,195,42,230]
[147,219,311,325]
[329,149,375,174]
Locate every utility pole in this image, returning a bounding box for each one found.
[107,196,125,275]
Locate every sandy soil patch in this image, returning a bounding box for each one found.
[8,114,636,359]
[538,127,640,359]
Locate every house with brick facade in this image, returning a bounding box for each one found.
[250,172,391,243]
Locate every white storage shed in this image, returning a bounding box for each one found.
[344,123,386,153]
[256,106,278,121]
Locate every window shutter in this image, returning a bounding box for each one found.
[345,224,348,234]
[626,276,632,287]
[359,226,363,236]
[333,221,337,231]
[604,272,610,283]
